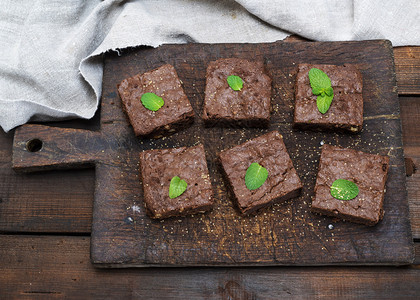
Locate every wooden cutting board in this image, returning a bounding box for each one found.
[12,40,414,267]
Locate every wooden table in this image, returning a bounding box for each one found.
[1,41,419,298]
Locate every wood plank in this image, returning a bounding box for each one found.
[12,125,102,172]
[0,127,94,234]
[394,47,420,95]
[415,242,420,265]
[400,97,420,239]
[0,235,419,299]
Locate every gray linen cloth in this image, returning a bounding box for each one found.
[1,0,419,132]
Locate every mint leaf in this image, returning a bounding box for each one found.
[169,176,187,199]
[308,68,331,93]
[312,86,324,95]
[141,92,164,111]
[245,162,268,190]
[316,94,334,114]
[308,68,335,114]
[325,86,334,97]
[330,179,359,201]
[227,75,243,91]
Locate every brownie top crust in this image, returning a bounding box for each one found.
[312,144,389,224]
[219,131,302,213]
[294,63,363,130]
[139,144,213,218]
[118,64,194,137]
[202,58,272,122]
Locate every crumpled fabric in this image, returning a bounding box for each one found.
[1,0,419,132]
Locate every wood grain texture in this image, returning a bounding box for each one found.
[394,47,420,95]
[13,125,103,172]
[0,235,419,299]
[400,97,420,239]
[0,129,94,233]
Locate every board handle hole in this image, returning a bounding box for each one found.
[26,139,43,152]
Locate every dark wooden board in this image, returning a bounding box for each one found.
[12,40,414,266]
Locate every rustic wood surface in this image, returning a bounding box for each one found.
[394,47,420,95]
[0,40,419,297]
[0,235,419,299]
[400,97,420,238]
[9,40,413,267]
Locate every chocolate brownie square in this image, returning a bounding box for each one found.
[202,58,272,127]
[219,131,302,214]
[294,64,363,133]
[118,64,194,138]
[311,144,389,225]
[139,144,214,219]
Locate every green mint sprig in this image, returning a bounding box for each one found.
[227,75,244,91]
[169,176,187,199]
[330,179,359,200]
[308,68,334,114]
[141,92,164,111]
[245,162,268,190]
